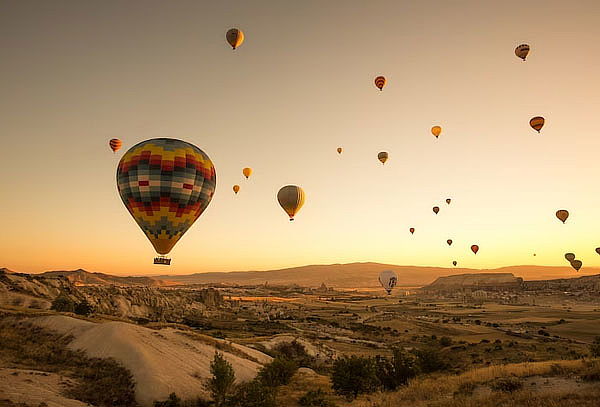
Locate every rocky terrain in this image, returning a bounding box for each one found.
[423,273,524,292]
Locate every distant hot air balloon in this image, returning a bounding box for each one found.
[431,126,442,139]
[555,209,569,224]
[109,138,122,153]
[374,76,386,91]
[570,259,582,271]
[433,206,440,214]
[565,253,576,262]
[515,44,530,61]
[471,245,479,255]
[378,270,397,295]
[596,248,600,255]
[533,253,536,256]
[337,147,343,154]
[446,198,451,205]
[243,167,253,179]
[447,239,453,246]
[277,185,305,221]
[452,261,457,266]
[378,152,388,164]
[530,116,545,133]
[226,28,244,50]
[409,227,415,234]
[116,138,216,264]
[233,185,240,194]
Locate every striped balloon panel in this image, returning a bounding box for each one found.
[374,76,386,90]
[530,116,545,132]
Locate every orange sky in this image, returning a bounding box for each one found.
[1,0,600,276]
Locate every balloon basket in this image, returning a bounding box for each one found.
[154,256,171,265]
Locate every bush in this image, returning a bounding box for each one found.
[331,356,379,400]
[375,348,418,391]
[272,340,315,367]
[489,377,523,393]
[589,336,600,358]
[413,347,448,373]
[581,360,600,382]
[208,352,236,407]
[298,389,334,407]
[257,357,298,387]
[51,294,75,313]
[74,300,94,316]
[154,393,181,407]
[439,336,453,347]
[227,380,276,407]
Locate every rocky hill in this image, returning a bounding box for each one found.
[40,269,170,287]
[423,273,524,291]
[523,273,600,291]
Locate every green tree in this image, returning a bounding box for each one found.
[590,336,600,358]
[331,356,379,400]
[51,294,75,313]
[228,380,276,407]
[257,357,298,387]
[207,352,236,407]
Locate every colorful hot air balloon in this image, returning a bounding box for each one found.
[431,126,442,138]
[337,147,343,154]
[409,227,415,234]
[433,206,440,214]
[446,198,451,205]
[565,253,576,262]
[109,138,122,153]
[226,28,244,50]
[471,245,479,255]
[530,116,545,133]
[378,270,397,295]
[447,239,453,246]
[596,248,600,255]
[452,261,457,266]
[233,185,240,194]
[570,259,582,271]
[374,76,386,91]
[515,44,530,61]
[243,167,253,179]
[556,209,569,224]
[277,185,305,221]
[116,138,216,262]
[378,152,388,164]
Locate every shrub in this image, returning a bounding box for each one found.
[74,300,94,316]
[375,348,418,391]
[581,360,600,382]
[589,336,600,358]
[413,347,448,373]
[207,352,236,407]
[257,357,298,387]
[227,380,276,407]
[490,377,523,393]
[154,393,181,407]
[439,336,453,347]
[331,356,379,400]
[298,389,334,407]
[51,294,75,313]
[272,340,315,368]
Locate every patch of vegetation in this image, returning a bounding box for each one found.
[298,389,335,407]
[489,377,523,393]
[257,357,298,387]
[581,360,600,382]
[227,380,277,407]
[589,336,600,358]
[331,356,380,400]
[207,352,236,407]
[375,348,419,391]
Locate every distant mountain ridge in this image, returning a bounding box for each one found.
[423,273,523,291]
[39,269,170,287]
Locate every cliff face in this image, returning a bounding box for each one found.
[0,270,223,322]
[423,273,524,291]
[523,274,600,291]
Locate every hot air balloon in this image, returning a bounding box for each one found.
[446,198,451,205]
[277,185,305,221]
[378,152,388,164]
[471,245,479,255]
[109,138,122,153]
[515,44,530,61]
[409,227,415,234]
[226,28,244,50]
[530,116,545,133]
[556,210,569,224]
[447,239,453,246]
[378,270,397,295]
[233,185,240,194]
[570,259,582,271]
[431,126,442,139]
[337,147,343,154]
[452,261,457,266]
[243,167,253,179]
[116,138,216,264]
[533,253,536,256]
[433,206,440,214]
[565,253,576,262]
[374,76,386,91]
[596,248,600,255]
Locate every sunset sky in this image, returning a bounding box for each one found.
[1,0,600,276]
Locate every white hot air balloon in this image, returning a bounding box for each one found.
[378,270,398,295]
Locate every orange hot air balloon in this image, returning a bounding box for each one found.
[570,259,582,271]
[555,209,569,223]
[226,28,244,50]
[233,185,240,194]
[530,116,545,133]
[377,152,388,164]
[109,138,122,153]
[431,126,442,138]
[471,245,479,255]
[447,239,453,246]
[409,227,415,234]
[277,185,305,221]
[446,198,451,205]
[452,261,457,266]
[242,167,253,179]
[337,147,343,154]
[565,253,575,262]
[374,76,386,91]
[433,206,440,214]
[596,248,600,255]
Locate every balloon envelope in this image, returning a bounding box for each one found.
[116,138,216,256]
[233,185,240,194]
[337,147,343,154]
[446,198,451,205]
[556,209,569,223]
[226,28,244,49]
[277,185,305,221]
[530,116,545,132]
[452,261,457,266]
[596,248,600,255]
[515,44,530,60]
[433,206,440,214]
[409,227,415,234]
[374,76,386,91]
[377,152,388,164]
[243,168,253,179]
[431,126,442,138]
[447,239,453,246]
[565,253,576,262]
[471,245,479,254]
[109,138,122,153]
[570,259,582,271]
[378,270,397,295]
